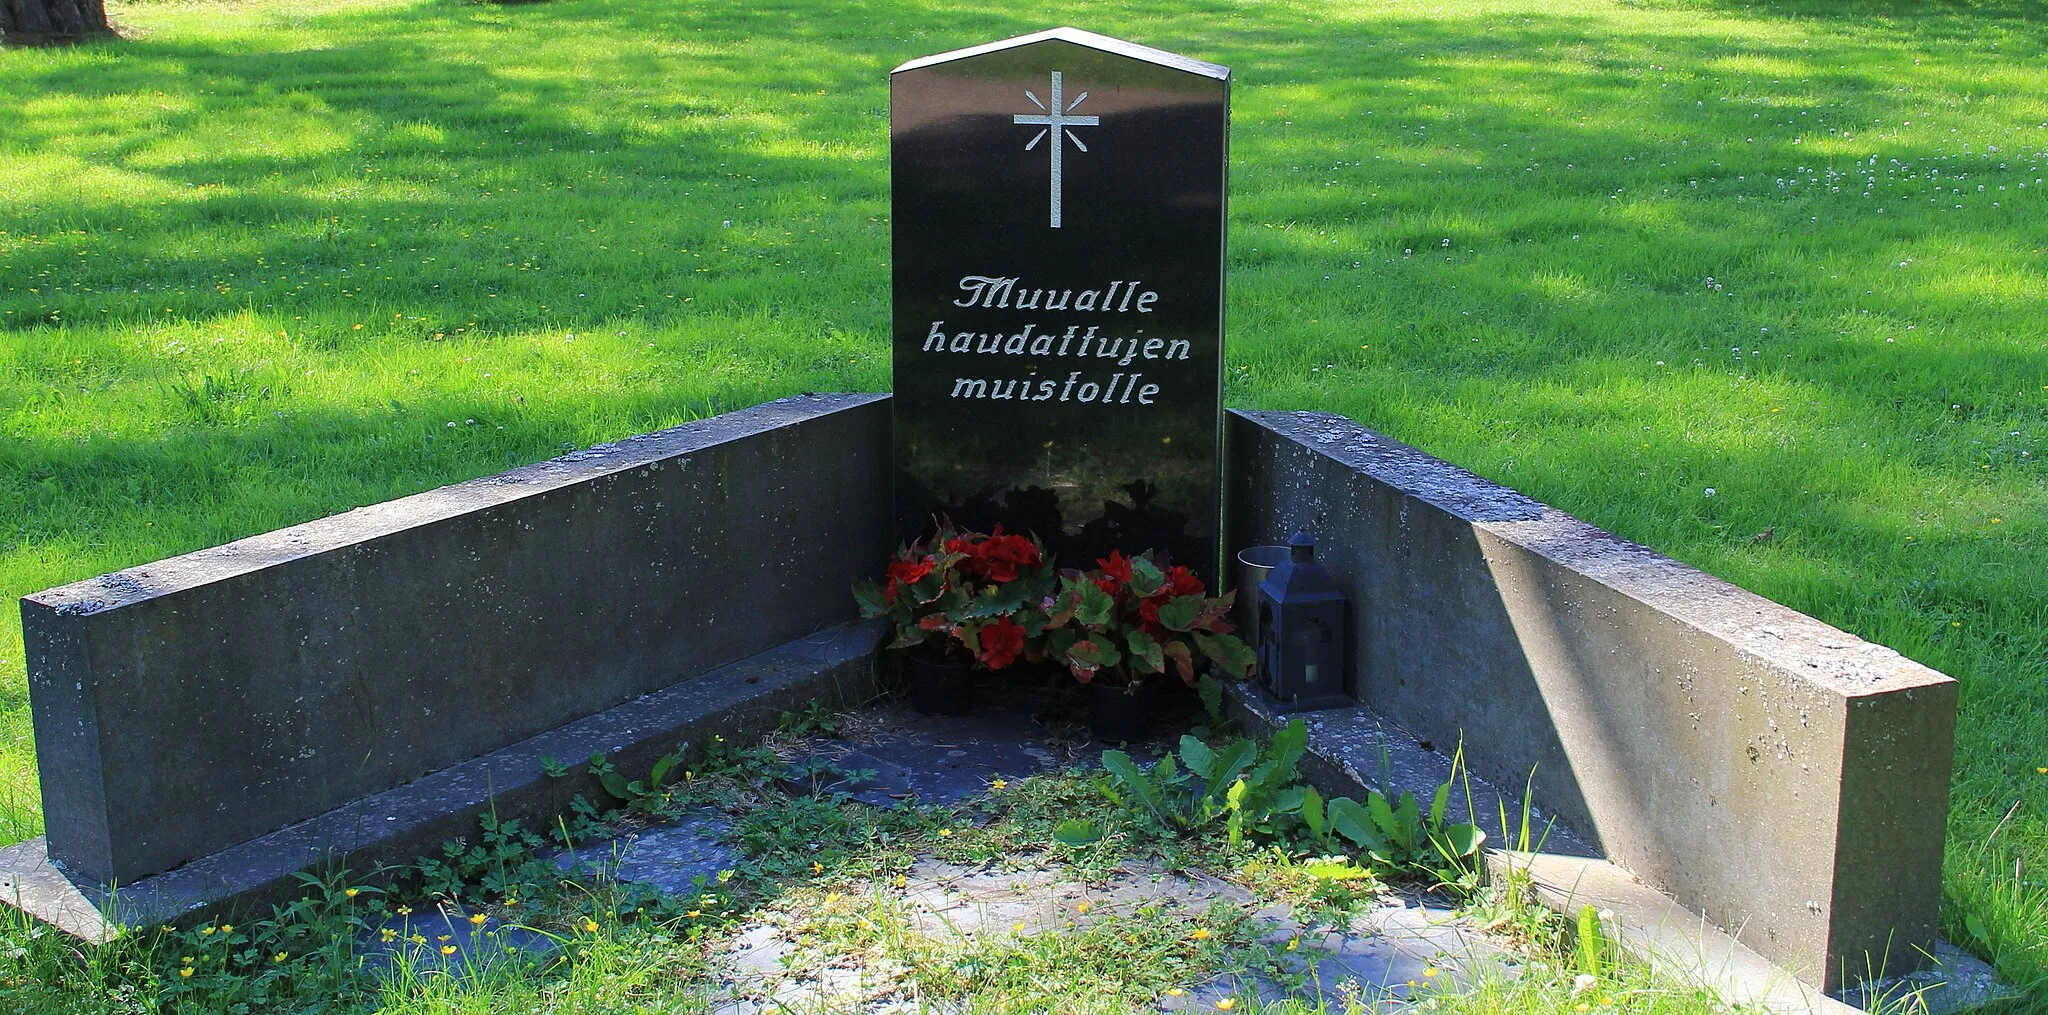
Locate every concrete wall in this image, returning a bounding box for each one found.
[24,393,892,887]
[22,394,1954,991]
[1225,409,1955,991]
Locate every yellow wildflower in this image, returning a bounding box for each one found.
[687,910,702,918]
[811,861,824,874]
[1423,966,1439,978]
[273,952,288,963]
[1286,937,1299,951]
[468,913,488,926]
[179,967,194,978]
[397,905,413,916]
[990,779,1008,791]
[219,924,232,933]
[1167,988,1185,997]
[200,926,216,936]
[582,918,600,933]
[1191,927,1212,941]
[344,888,359,898]
[1013,922,1026,933]
[440,945,458,956]
[1217,999,1237,1011]
[938,828,953,837]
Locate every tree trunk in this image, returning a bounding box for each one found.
[1,0,112,45]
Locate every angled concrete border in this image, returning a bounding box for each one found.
[1496,850,2014,1015]
[1226,687,2009,1014]
[1,621,882,939]
[23,393,890,890]
[1225,409,1958,992]
[8,394,1982,1009]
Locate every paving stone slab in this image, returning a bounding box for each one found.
[710,921,904,1015]
[782,682,1205,809]
[787,691,1076,806]
[1160,971,1294,1012]
[899,858,1258,938]
[801,738,1057,807]
[1293,898,1515,999]
[552,810,737,897]
[697,854,1508,1015]
[359,902,555,972]
[703,859,1275,1014]
[526,692,1507,1013]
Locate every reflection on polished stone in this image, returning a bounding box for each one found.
[891,28,1230,579]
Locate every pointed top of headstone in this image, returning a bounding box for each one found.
[892,27,1231,80]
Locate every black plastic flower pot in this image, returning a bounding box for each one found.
[1087,679,1154,743]
[906,650,974,716]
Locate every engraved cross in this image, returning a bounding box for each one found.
[1013,71,1099,228]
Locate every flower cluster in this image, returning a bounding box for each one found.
[1044,550,1254,688]
[856,526,1054,670]
[857,534,1256,688]
[946,528,1042,583]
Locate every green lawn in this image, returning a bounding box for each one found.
[3,0,2045,1005]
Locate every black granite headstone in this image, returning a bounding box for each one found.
[890,27,1230,580]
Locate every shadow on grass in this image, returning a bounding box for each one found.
[2,0,2038,347]
[1640,0,2048,33]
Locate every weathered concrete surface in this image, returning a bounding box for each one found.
[23,393,891,889]
[0,621,881,938]
[708,857,1507,1014]
[555,810,739,898]
[1494,850,2014,1015]
[1230,690,2010,1011]
[794,684,1070,806]
[1226,409,1957,991]
[1227,685,1600,861]
[360,901,557,972]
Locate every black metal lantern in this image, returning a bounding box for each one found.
[1255,531,1350,711]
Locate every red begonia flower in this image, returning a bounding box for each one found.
[976,616,1026,670]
